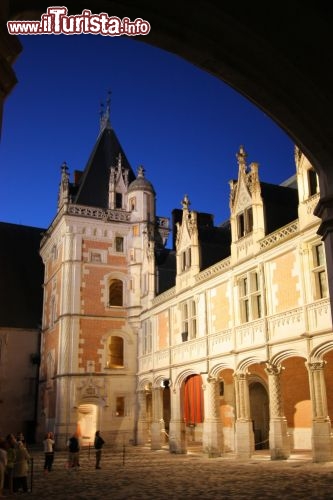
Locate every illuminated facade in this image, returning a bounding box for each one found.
[39,111,333,461]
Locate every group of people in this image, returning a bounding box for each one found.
[44,430,106,472]
[0,429,106,495]
[0,432,31,497]
[66,430,105,470]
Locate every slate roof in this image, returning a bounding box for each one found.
[171,208,231,272]
[155,248,176,293]
[0,222,44,328]
[260,182,298,234]
[71,123,136,208]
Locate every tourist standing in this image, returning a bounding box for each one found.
[43,432,55,473]
[13,439,30,493]
[67,433,80,470]
[94,431,105,469]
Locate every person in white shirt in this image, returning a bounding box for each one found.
[43,432,55,473]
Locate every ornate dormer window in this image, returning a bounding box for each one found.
[108,153,129,210]
[176,195,200,278]
[229,146,264,254]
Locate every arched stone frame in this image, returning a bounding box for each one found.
[101,327,133,371]
[210,362,236,453]
[307,341,333,462]
[270,349,310,453]
[247,373,269,450]
[102,271,128,308]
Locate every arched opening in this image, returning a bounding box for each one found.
[77,403,97,447]
[162,379,171,439]
[184,374,204,444]
[107,336,124,368]
[108,279,123,307]
[281,357,312,451]
[249,381,269,450]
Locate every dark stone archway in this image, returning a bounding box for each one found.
[2,1,333,313]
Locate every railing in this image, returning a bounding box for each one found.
[195,257,231,283]
[152,287,176,306]
[67,204,131,222]
[138,300,332,373]
[259,220,299,250]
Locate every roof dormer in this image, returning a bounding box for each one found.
[295,146,320,229]
[229,146,265,262]
[175,195,200,291]
[108,153,130,210]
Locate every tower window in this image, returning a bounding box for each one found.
[115,236,124,252]
[107,336,124,368]
[116,192,123,209]
[116,396,125,416]
[108,279,123,306]
[129,197,136,211]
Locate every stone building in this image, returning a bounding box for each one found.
[37,105,333,462]
[0,222,44,441]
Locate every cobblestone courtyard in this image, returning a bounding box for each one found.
[17,445,333,499]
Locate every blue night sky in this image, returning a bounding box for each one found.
[0,33,295,241]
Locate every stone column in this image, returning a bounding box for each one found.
[202,375,223,457]
[234,371,254,459]
[169,385,187,454]
[265,363,290,459]
[136,389,148,445]
[151,386,164,450]
[307,361,333,462]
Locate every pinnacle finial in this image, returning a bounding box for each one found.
[236,145,248,172]
[181,194,190,210]
[137,165,145,178]
[99,90,112,132]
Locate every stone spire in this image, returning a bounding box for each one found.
[236,145,248,175]
[57,161,70,210]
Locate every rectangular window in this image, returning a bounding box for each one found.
[239,271,262,323]
[312,242,328,299]
[181,300,197,340]
[91,252,101,263]
[116,396,125,417]
[115,236,124,252]
[237,207,253,239]
[116,192,123,209]
[132,225,139,236]
[129,197,136,211]
[308,168,318,197]
[180,248,191,273]
[142,320,152,355]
